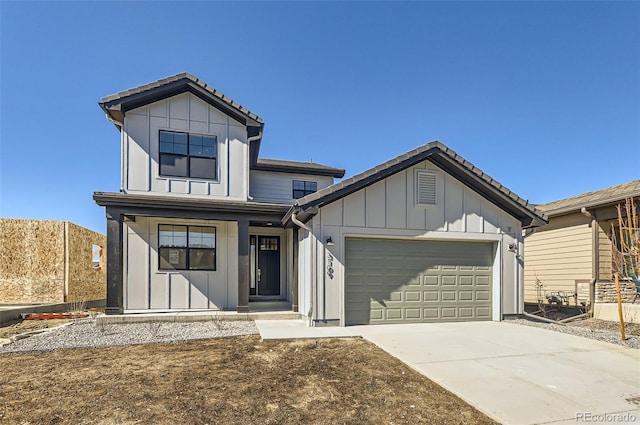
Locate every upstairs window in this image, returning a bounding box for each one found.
[158,224,216,271]
[416,171,437,205]
[159,130,217,180]
[293,180,317,199]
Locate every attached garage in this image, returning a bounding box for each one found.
[345,238,494,325]
[287,141,548,327]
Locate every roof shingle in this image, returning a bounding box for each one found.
[536,180,640,216]
[287,141,547,228]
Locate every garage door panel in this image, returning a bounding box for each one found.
[441,276,457,285]
[441,308,456,318]
[476,291,490,301]
[459,291,473,301]
[423,275,439,285]
[345,238,493,325]
[459,276,474,285]
[476,307,491,318]
[405,291,421,301]
[423,291,439,301]
[476,276,491,285]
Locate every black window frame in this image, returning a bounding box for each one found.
[159,130,217,180]
[158,224,217,271]
[292,180,318,199]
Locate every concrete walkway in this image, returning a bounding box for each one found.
[256,320,640,425]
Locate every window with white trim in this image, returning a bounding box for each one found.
[159,130,217,179]
[416,171,437,205]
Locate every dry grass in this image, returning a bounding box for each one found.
[0,336,498,425]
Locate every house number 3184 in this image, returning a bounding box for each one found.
[327,252,334,280]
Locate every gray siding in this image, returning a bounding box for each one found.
[304,159,523,325]
[249,170,333,204]
[124,92,249,200]
[123,217,238,311]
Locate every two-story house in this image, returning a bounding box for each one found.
[94,73,546,326]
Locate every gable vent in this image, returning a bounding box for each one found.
[417,171,437,205]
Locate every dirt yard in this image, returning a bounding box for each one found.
[0,336,497,425]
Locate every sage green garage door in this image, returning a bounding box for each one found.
[345,238,493,325]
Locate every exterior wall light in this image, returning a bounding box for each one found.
[326,237,335,246]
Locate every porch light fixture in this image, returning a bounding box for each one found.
[326,237,335,246]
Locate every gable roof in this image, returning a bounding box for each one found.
[253,158,345,178]
[536,180,640,217]
[99,72,263,129]
[284,141,548,228]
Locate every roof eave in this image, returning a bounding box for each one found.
[93,192,290,215]
[99,75,263,130]
[541,191,640,218]
[252,162,346,178]
[292,142,547,228]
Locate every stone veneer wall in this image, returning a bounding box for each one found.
[595,281,637,303]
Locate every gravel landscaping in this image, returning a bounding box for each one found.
[1,315,638,353]
[0,319,258,353]
[506,317,640,349]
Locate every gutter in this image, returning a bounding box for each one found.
[581,207,599,316]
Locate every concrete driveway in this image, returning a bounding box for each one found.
[257,320,640,425]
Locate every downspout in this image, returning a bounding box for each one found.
[227,117,231,197]
[246,126,263,200]
[290,210,313,325]
[581,207,599,316]
[291,211,311,232]
[104,114,125,192]
[520,228,536,314]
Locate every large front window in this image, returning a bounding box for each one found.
[159,130,217,179]
[158,225,216,271]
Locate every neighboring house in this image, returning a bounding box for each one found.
[523,180,640,306]
[94,73,547,326]
[0,219,106,304]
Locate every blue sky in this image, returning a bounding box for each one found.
[1,1,639,233]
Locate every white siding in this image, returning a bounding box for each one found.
[304,159,523,325]
[249,170,334,204]
[123,217,237,311]
[123,93,248,200]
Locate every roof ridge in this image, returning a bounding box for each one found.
[291,140,546,226]
[538,179,640,208]
[100,72,263,124]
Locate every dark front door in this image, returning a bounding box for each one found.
[257,236,280,296]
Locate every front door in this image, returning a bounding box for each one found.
[252,236,280,296]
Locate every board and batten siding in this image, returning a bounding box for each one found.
[249,170,334,204]
[123,217,238,311]
[523,213,592,303]
[123,92,249,200]
[298,160,523,325]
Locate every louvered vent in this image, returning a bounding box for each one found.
[417,171,437,205]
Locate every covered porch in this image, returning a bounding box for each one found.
[93,192,301,316]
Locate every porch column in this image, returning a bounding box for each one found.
[292,227,299,312]
[105,207,124,315]
[237,219,250,313]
